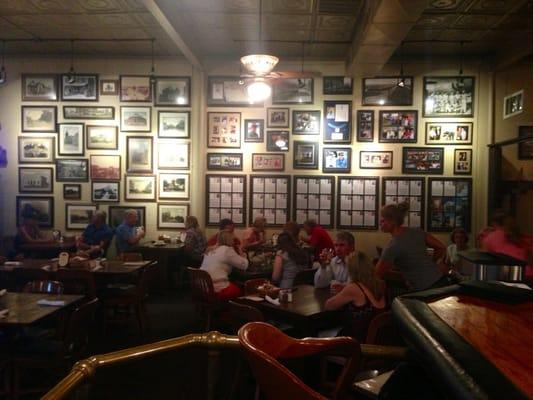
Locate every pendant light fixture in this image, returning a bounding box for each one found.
[397,41,405,88]
[0,41,6,84]
[66,40,76,84]
[149,38,156,85]
[458,41,464,84]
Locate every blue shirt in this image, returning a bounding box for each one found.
[115,222,136,253]
[82,223,114,246]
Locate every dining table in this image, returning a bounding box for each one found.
[18,240,77,259]
[135,241,185,291]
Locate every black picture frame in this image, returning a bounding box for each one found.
[119,75,152,102]
[293,176,335,228]
[21,74,58,101]
[244,119,264,142]
[16,196,54,228]
[90,154,121,181]
[18,167,54,194]
[18,136,56,164]
[108,206,145,229]
[337,176,379,230]
[378,110,417,143]
[86,125,118,150]
[322,147,351,173]
[63,106,115,120]
[21,105,57,133]
[207,111,241,149]
[292,110,321,135]
[126,137,153,173]
[323,100,352,144]
[359,151,393,170]
[249,175,291,226]
[251,153,285,172]
[356,110,374,142]
[158,110,190,138]
[207,76,263,107]
[65,203,98,230]
[402,147,444,175]
[423,76,475,117]
[382,177,425,229]
[56,158,89,182]
[124,174,157,202]
[266,130,289,152]
[518,126,533,160]
[425,121,473,145]
[154,76,190,107]
[91,181,120,203]
[63,184,81,200]
[293,141,319,170]
[453,149,473,175]
[120,106,152,133]
[323,76,353,95]
[205,174,247,227]
[58,123,85,156]
[362,76,413,106]
[272,78,314,104]
[61,74,99,102]
[207,153,243,171]
[267,108,289,128]
[427,178,472,232]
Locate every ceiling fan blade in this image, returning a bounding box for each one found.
[267,70,322,79]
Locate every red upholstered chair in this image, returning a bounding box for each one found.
[238,322,361,400]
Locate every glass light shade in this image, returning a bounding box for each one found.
[247,80,272,103]
[240,54,279,75]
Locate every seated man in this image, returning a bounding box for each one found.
[207,218,242,255]
[314,231,355,291]
[115,209,146,255]
[301,219,334,261]
[77,210,114,258]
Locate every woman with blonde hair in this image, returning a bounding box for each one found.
[200,231,248,300]
[325,251,385,341]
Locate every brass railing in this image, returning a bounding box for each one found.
[43,331,408,400]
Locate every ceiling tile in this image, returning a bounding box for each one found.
[362,23,412,45]
[452,13,502,28]
[167,0,259,13]
[29,0,85,13]
[437,29,488,40]
[0,0,40,14]
[413,14,457,29]
[425,0,470,12]
[120,0,147,12]
[77,0,126,13]
[465,0,524,13]
[264,14,313,29]
[317,0,362,15]
[317,15,356,30]
[133,12,161,27]
[91,13,139,27]
[404,29,441,41]
[263,0,314,14]
[263,29,312,41]
[495,13,533,29]
[316,29,352,42]
[5,14,92,27]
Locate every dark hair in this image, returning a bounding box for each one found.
[381,202,409,226]
[303,219,317,228]
[277,232,308,265]
[336,231,355,248]
[219,218,234,230]
[283,221,300,239]
[450,228,469,244]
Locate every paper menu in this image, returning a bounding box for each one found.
[410,180,422,196]
[276,179,288,194]
[296,210,307,224]
[335,104,349,122]
[209,177,221,192]
[232,193,243,207]
[264,194,276,209]
[398,180,409,196]
[275,209,287,224]
[364,195,375,210]
[264,209,275,224]
[276,194,287,208]
[340,195,351,210]
[296,194,308,209]
[432,180,444,196]
[353,179,364,194]
[253,177,264,192]
[296,178,307,193]
[220,193,232,208]
[252,194,264,208]
[408,212,421,228]
[308,194,319,209]
[308,179,320,194]
[364,179,376,195]
[385,180,397,195]
[340,179,352,194]
[232,209,243,224]
[221,177,232,192]
[319,210,330,225]
[208,208,220,223]
[340,210,351,226]
[364,211,376,226]
[265,178,276,193]
[320,179,332,194]
[352,211,364,226]
[220,208,231,220]
[209,193,220,207]
[232,177,244,192]
[444,181,456,196]
[320,195,331,210]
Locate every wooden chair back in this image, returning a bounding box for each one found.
[137,263,156,298]
[238,322,361,400]
[365,311,403,346]
[293,268,316,286]
[63,298,99,359]
[228,301,264,333]
[56,268,97,299]
[120,252,143,262]
[244,278,269,296]
[23,280,64,295]
[13,268,49,291]
[187,267,217,304]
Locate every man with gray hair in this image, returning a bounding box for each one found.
[115,209,146,254]
[78,210,114,257]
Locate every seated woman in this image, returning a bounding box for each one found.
[324,252,385,341]
[445,228,473,274]
[200,231,248,301]
[183,216,207,266]
[13,205,54,258]
[375,202,450,291]
[272,232,308,289]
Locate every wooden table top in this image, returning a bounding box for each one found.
[0,292,83,326]
[428,294,533,398]
[0,259,153,275]
[18,241,76,251]
[457,250,526,266]
[136,242,184,251]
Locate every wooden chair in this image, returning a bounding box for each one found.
[238,322,360,400]
[12,298,99,399]
[293,268,316,286]
[12,268,49,292]
[228,301,265,333]
[187,267,223,331]
[383,271,410,307]
[244,278,269,296]
[22,280,63,295]
[365,312,402,347]
[119,252,143,262]
[56,268,97,299]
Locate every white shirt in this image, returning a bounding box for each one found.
[200,245,248,291]
[314,256,349,288]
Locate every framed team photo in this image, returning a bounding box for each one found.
[423,76,475,117]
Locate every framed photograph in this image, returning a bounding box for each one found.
[158,204,189,229]
[63,184,81,200]
[244,119,264,142]
[503,90,524,119]
[127,136,153,173]
[159,173,190,200]
[323,100,351,143]
[267,108,289,128]
[21,105,57,133]
[90,154,121,180]
[86,125,118,150]
[423,76,475,117]
[18,136,55,164]
[337,177,379,230]
[120,75,151,102]
[108,206,145,229]
[206,174,247,226]
[323,76,353,95]
[155,76,190,106]
[425,122,473,145]
[100,79,119,95]
[91,181,119,202]
[63,106,114,120]
[56,159,89,182]
[207,76,262,107]
[58,123,84,156]
[19,167,53,194]
[360,151,393,169]
[402,147,444,175]
[266,130,289,152]
[158,141,189,169]
[362,76,413,106]
[21,74,58,101]
[65,204,97,230]
[61,74,99,101]
[158,111,190,138]
[272,78,313,104]
[518,126,533,160]
[292,110,320,135]
[356,110,374,142]
[382,177,425,229]
[454,149,472,175]
[293,141,319,169]
[428,178,472,232]
[125,175,156,202]
[207,112,241,148]
[322,147,351,173]
[120,106,152,132]
[293,176,335,228]
[379,110,417,143]
[207,153,243,171]
[16,196,54,228]
[251,153,285,171]
[250,175,291,226]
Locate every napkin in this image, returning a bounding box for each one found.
[91,265,103,271]
[37,299,65,307]
[240,295,263,302]
[41,265,51,271]
[265,295,280,306]
[4,261,21,266]
[0,289,6,297]
[0,309,8,318]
